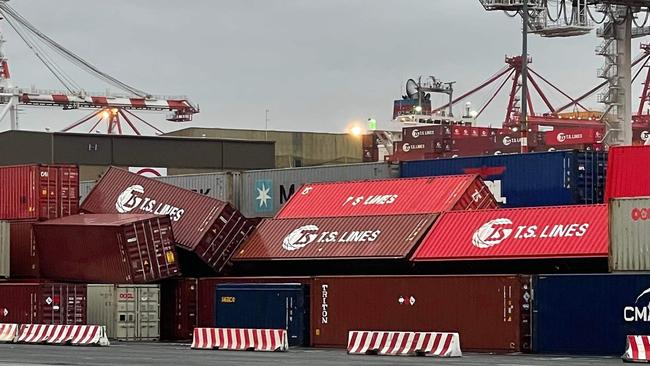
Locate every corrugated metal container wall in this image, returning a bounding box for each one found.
[197,277,313,329]
[0,164,79,220]
[240,162,393,218]
[610,198,650,271]
[412,205,609,261]
[34,214,180,283]
[215,283,309,346]
[532,274,650,355]
[8,221,39,278]
[312,276,531,352]
[79,181,95,204]
[234,214,437,260]
[160,278,197,341]
[275,175,497,219]
[0,221,8,278]
[87,284,160,341]
[605,146,650,200]
[80,167,256,275]
[400,151,607,208]
[0,283,86,325]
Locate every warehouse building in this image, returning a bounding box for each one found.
[0,130,275,180]
[165,127,363,168]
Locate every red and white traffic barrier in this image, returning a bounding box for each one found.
[347,331,462,357]
[623,335,650,362]
[0,324,18,342]
[17,324,110,346]
[191,328,288,352]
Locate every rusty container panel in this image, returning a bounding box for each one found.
[275,175,497,219]
[160,278,198,341]
[8,220,39,278]
[0,282,87,325]
[197,277,313,328]
[609,198,650,271]
[34,214,180,283]
[234,214,437,260]
[311,275,531,352]
[0,164,79,220]
[80,167,256,275]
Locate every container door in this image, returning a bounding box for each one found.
[284,288,307,347]
[0,221,9,278]
[116,286,138,340]
[38,166,59,220]
[57,166,79,218]
[88,285,115,338]
[135,286,160,341]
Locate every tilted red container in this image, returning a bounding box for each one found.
[234,214,437,260]
[80,167,257,275]
[0,164,79,220]
[275,175,498,219]
[8,220,39,278]
[34,214,180,283]
[0,282,86,325]
[311,275,531,352]
[605,146,650,200]
[412,204,608,261]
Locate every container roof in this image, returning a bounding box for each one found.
[35,213,162,226]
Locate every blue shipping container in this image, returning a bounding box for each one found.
[533,274,650,355]
[215,283,309,347]
[400,151,606,208]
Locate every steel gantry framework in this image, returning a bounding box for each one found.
[0,1,198,135]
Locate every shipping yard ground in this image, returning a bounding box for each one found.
[0,342,623,366]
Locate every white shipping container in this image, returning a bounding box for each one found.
[239,162,394,218]
[0,221,8,278]
[87,284,160,341]
[610,197,650,271]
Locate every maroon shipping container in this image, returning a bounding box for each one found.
[80,167,256,275]
[0,282,86,325]
[311,275,531,352]
[401,125,452,143]
[0,164,79,220]
[8,221,39,278]
[34,214,180,283]
[160,278,198,341]
[197,277,313,328]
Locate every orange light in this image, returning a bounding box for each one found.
[111,108,119,114]
[101,111,110,119]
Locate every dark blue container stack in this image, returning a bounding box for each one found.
[400,150,607,208]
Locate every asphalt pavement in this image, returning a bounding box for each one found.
[0,342,625,366]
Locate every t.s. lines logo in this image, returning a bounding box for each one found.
[641,131,650,142]
[471,217,590,249]
[411,128,434,139]
[115,185,185,221]
[556,132,583,143]
[282,225,381,251]
[401,143,425,152]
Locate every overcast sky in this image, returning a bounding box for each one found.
[0,1,644,135]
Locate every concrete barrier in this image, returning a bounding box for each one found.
[17,324,110,346]
[0,323,18,343]
[191,328,288,352]
[623,335,650,362]
[347,331,462,357]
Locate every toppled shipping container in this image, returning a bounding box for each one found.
[34,214,180,283]
[0,164,79,220]
[0,282,86,325]
[80,167,256,275]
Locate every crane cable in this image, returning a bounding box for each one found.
[0,2,149,97]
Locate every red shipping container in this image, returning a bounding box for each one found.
[234,214,437,260]
[401,125,452,143]
[0,164,79,220]
[80,167,257,275]
[34,214,180,283]
[412,204,608,261]
[605,146,650,200]
[8,220,39,278]
[311,275,531,352]
[196,277,313,328]
[160,278,198,341]
[452,126,499,139]
[276,175,497,219]
[0,282,86,325]
[543,127,602,146]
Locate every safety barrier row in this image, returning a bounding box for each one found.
[0,323,109,346]
[191,327,288,352]
[623,335,650,362]
[347,331,462,357]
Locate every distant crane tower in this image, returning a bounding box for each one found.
[480,0,650,147]
[405,76,456,117]
[0,1,199,135]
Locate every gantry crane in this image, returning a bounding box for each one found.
[0,1,198,135]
